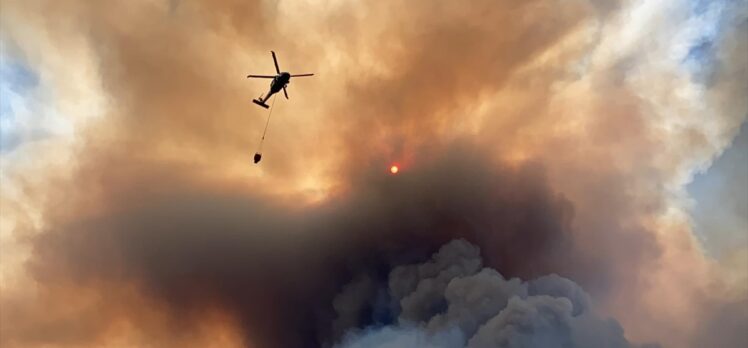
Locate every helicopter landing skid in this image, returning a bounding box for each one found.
[252,99,269,109]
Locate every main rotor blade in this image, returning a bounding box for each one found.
[282,86,289,99]
[271,51,281,74]
[290,73,314,77]
[247,75,275,78]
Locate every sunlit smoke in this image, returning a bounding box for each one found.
[0,0,746,347]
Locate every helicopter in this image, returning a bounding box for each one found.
[247,51,314,108]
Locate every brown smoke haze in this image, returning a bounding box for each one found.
[1,0,746,347]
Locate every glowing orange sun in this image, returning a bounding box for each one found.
[390,165,399,174]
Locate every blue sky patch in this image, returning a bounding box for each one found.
[1,54,42,152]
[688,121,748,259]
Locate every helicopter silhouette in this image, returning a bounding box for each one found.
[247,51,314,108]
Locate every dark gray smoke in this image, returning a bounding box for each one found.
[334,240,658,348]
[24,140,628,347]
[2,1,746,347]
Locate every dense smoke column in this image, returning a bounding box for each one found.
[26,141,594,347]
[332,240,658,348]
[2,1,745,346]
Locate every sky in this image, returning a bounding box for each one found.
[0,0,746,347]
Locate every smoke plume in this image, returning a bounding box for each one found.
[334,240,657,348]
[14,141,604,347]
[1,0,746,347]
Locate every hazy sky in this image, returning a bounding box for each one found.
[1,0,746,347]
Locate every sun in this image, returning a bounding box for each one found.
[390,165,399,174]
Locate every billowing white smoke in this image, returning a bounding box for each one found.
[334,240,658,348]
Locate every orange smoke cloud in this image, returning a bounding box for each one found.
[1,0,746,347]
